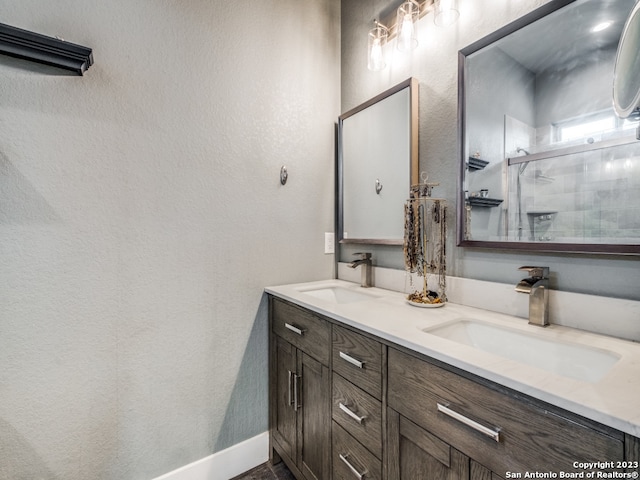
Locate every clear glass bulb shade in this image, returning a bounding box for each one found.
[396,1,419,51]
[434,0,460,27]
[368,25,388,71]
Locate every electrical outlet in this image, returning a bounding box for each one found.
[324,232,335,254]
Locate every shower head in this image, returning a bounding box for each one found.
[516,147,530,174]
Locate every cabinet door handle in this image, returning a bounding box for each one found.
[339,351,365,368]
[339,402,366,424]
[284,323,305,336]
[339,453,366,480]
[293,374,301,411]
[287,370,294,406]
[437,403,500,442]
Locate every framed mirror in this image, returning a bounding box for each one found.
[458,0,640,254]
[613,0,640,119]
[338,78,418,245]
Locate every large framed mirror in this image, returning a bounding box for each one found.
[458,0,640,254]
[338,78,418,245]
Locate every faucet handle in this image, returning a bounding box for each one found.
[353,252,372,260]
[518,266,549,278]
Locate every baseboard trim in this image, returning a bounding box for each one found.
[152,432,269,480]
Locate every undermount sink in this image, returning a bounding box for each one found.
[423,319,620,383]
[299,286,379,304]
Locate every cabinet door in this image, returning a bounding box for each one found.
[272,336,297,462]
[471,460,504,480]
[299,352,331,480]
[387,408,469,480]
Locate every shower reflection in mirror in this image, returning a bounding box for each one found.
[459,0,640,252]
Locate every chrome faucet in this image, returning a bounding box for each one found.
[515,266,549,327]
[349,252,372,288]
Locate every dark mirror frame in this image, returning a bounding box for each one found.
[456,0,640,255]
[338,77,419,245]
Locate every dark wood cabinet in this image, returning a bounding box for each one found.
[333,421,382,480]
[332,324,383,400]
[332,373,382,459]
[299,352,331,480]
[331,325,385,480]
[271,335,297,462]
[269,298,330,480]
[387,347,625,477]
[268,294,640,480]
[387,408,469,480]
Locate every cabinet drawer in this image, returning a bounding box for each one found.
[332,373,382,459]
[272,298,330,365]
[333,421,381,480]
[332,325,382,399]
[388,348,623,476]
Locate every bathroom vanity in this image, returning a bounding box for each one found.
[266,280,640,480]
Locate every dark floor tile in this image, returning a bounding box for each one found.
[232,461,294,480]
[269,461,296,479]
[231,463,274,480]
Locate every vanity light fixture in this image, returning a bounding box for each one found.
[396,0,420,51]
[367,0,461,71]
[368,20,389,71]
[434,0,460,27]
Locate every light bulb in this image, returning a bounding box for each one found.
[434,0,460,27]
[367,22,388,71]
[398,15,415,51]
[370,39,384,70]
[396,1,419,51]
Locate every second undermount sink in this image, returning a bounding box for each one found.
[422,319,620,383]
[299,285,379,304]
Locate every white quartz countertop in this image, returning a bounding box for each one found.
[265,279,640,437]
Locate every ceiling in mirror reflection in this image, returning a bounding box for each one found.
[494,0,634,74]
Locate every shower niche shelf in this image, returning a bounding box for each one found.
[527,210,558,217]
[468,197,503,207]
[467,157,489,171]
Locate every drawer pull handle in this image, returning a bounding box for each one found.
[339,402,366,424]
[284,323,305,336]
[339,453,366,480]
[437,403,500,443]
[340,351,365,368]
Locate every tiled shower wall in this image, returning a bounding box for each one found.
[509,142,640,242]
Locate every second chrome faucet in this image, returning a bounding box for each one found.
[349,252,372,288]
[515,266,549,326]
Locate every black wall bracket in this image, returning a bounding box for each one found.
[0,22,93,75]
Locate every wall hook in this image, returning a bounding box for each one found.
[375,178,383,194]
[280,165,288,185]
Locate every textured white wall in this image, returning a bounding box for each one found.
[0,1,339,479]
[341,0,640,302]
